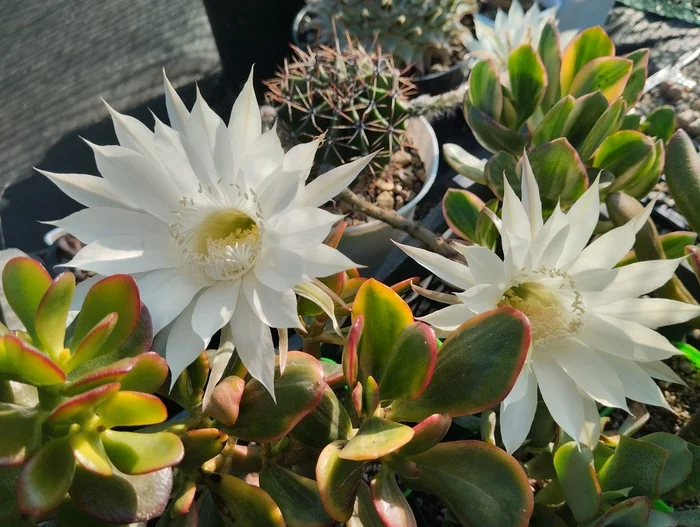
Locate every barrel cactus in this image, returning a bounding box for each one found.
[306,0,476,74]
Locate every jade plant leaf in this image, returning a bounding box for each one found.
[349,481,386,527]
[469,59,503,121]
[352,279,413,383]
[395,414,452,459]
[553,442,602,522]
[370,465,417,527]
[666,130,700,235]
[642,433,693,495]
[260,462,331,527]
[69,430,112,477]
[17,437,76,516]
[564,92,610,150]
[567,57,633,103]
[591,496,651,527]
[0,334,66,386]
[538,21,562,112]
[475,199,500,250]
[560,26,615,94]
[379,322,437,401]
[66,312,120,372]
[484,151,520,200]
[442,189,485,242]
[508,44,547,129]
[641,106,676,143]
[70,465,173,523]
[48,382,121,424]
[387,308,530,422]
[205,375,245,426]
[34,272,75,358]
[533,95,576,147]
[465,105,526,155]
[180,428,228,472]
[290,385,353,448]
[342,316,363,388]
[578,98,627,161]
[316,440,366,522]
[223,352,326,442]
[97,391,167,428]
[340,416,414,461]
[598,435,669,500]
[410,441,534,526]
[102,429,184,475]
[0,403,42,466]
[621,49,649,107]
[2,256,52,339]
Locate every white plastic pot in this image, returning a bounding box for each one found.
[337,117,439,273]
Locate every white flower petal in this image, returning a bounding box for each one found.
[293,244,358,278]
[580,313,681,362]
[502,363,532,408]
[191,86,223,150]
[530,203,568,268]
[138,268,213,334]
[294,279,341,335]
[520,153,543,238]
[254,246,305,291]
[637,361,686,386]
[598,353,673,411]
[182,103,226,199]
[298,154,375,208]
[398,243,474,290]
[284,137,321,177]
[163,73,190,134]
[593,298,700,329]
[503,231,532,279]
[256,168,304,218]
[557,177,600,267]
[166,297,210,388]
[152,116,200,198]
[203,332,234,410]
[104,101,157,158]
[191,280,240,340]
[242,274,301,329]
[579,393,601,449]
[460,245,506,288]
[230,295,276,398]
[239,126,285,191]
[500,368,538,453]
[502,173,531,242]
[38,169,140,211]
[228,67,262,178]
[268,207,343,249]
[417,303,475,332]
[549,339,628,409]
[454,283,503,314]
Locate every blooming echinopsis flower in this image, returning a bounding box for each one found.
[40,68,372,395]
[399,156,700,453]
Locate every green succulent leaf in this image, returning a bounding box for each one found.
[641,106,676,143]
[560,26,615,94]
[666,130,700,235]
[2,256,52,340]
[316,440,366,522]
[564,91,610,150]
[508,44,548,129]
[17,438,76,516]
[0,334,66,385]
[465,104,526,155]
[598,435,669,500]
[349,481,386,527]
[396,413,452,457]
[641,433,693,495]
[662,441,700,503]
[70,464,173,523]
[342,316,363,388]
[97,391,167,428]
[591,496,651,527]
[475,199,500,250]
[66,312,119,372]
[34,272,75,358]
[442,143,488,185]
[409,440,534,527]
[594,130,655,191]
[484,151,520,200]
[205,375,245,426]
[578,98,627,161]
[48,382,121,424]
[340,416,414,461]
[260,462,331,527]
[387,308,531,422]
[538,21,562,112]
[179,428,228,472]
[568,57,633,103]
[352,279,413,383]
[370,465,417,527]
[520,138,588,206]
[0,403,42,466]
[469,59,503,121]
[290,384,353,448]
[223,352,326,442]
[621,49,649,107]
[553,442,602,522]
[102,429,184,475]
[379,322,437,401]
[533,95,576,147]
[442,189,485,242]
[69,431,113,477]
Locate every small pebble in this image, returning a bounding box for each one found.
[689,118,700,138]
[692,99,700,112]
[375,178,394,191]
[376,191,395,209]
[395,195,405,208]
[391,150,413,167]
[416,167,427,182]
[678,109,700,129]
[660,80,685,102]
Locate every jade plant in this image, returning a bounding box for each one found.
[0,257,181,525]
[444,24,677,214]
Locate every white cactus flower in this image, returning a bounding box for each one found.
[40,68,372,396]
[398,155,700,452]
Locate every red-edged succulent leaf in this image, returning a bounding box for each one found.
[205,375,245,426]
[340,416,414,461]
[180,428,229,472]
[48,382,120,424]
[321,360,345,388]
[202,471,285,527]
[260,462,331,527]
[316,440,367,522]
[63,351,168,396]
[223,352,326,442]
[591,497,651,527]
[387,308,531,422]
[560,26,615,94]
[352,279,413,383]
[508,44,548,128]
[410,441,534,527]
[396,414,452,458]
[379,322,437,402]
[69,464,173,523]
[686,246,700,283]
[342,315,363,388]
[172,480,198,518]
[290,385,353,448]
[351,382,363,417]
[442,189,485,242]
[1,334,66,385]
[34,272,75,358]
[324,219,349,249]
[568,57,633,103]
[65,312,119,372]
[2,257,52,339]
[102,429,184,475]
[97,391,167,428]
[0,403,42,466]
[363,375,380,418]
[72,274,141,357]
[17,438,76,516]
[390,277,419,296]
[370,466,417,527]
[69,430,112,477]
[469,58,503,121]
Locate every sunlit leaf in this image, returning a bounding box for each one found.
[340,417,414,461]
[2,257,52,339]
[316,440,366,522]
[102,430,184,475]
